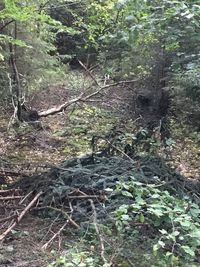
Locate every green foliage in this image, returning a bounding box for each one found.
[48,249,101,267]
[173,61,200,102]
[48,246,104,267]
[53,105,117,156]
[66,0,200,84]
[0,0,72,99]
[114,177,200,266]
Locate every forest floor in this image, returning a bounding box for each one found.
[0,73,200,266]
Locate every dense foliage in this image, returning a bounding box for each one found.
[1,0,200,104]
[0,0,71,103]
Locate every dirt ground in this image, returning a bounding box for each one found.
[0,215,71,267]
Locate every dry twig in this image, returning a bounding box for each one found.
[37,67,139,118]
[0,189,22,196]
[0,214,18,224]
[0,191,43,241]
[0,196,24,200]
[89,199,108,265]
[38,206,80,229]
[42,222,68,250]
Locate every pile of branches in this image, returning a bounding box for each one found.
[1,153,200,245]
[13,154,200,219]
[0,189,42,241]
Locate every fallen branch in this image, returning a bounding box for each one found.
[0,196,24,201]
[38,93,84,118]
[38,78,138,118]
[89,199,108,265]
[67,194,105,200]
[41,203,80,250]
[0,189,22,196]
[0,191,43,241]
[37,206,80,229]
[0,214,18,224]
[41,222,68,250]
[82,79,138,101]
[19,191,33,205]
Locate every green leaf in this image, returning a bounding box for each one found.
[153,244,159,256]
[158,240,165,248]
[166,251,173,258]
[173,230,180,236]
[181,246,195,257]
[135,196,146,205]
[179,220,192,228]
[122,191,133,198]
[121,214,130,221]
[139,213,145,223]
[159,229,168,235]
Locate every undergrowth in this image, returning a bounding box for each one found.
[49,176,200,267]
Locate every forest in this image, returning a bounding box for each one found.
[0,0,200,266]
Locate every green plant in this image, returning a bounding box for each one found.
[48,248,101,267]
[114,177,200,266]
[0,0,73,108]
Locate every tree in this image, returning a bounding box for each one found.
[0,0,70,121]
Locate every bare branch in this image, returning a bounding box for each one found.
[37,206,80,229]
[0,19,15,32]
[41,222,68,250]
[78,60,100,87]
[0,214,18,224]
[0,196,24,201]
[38,79,138,118]
[0,191,43,241]
[89,199,108,265]
[38,93,84,117]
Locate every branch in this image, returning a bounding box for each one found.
[41,222,68,250]
[36,206,80,229]
[0,214,18,224]
[38,79,138,118]
[78,60,100,87]
[0,19,15,32]
[38,93,84,117]
[0,196,24,201]
[67,195,105,200]
[0,191,43,241]
[0,189,22,196]
[89,199,108,265]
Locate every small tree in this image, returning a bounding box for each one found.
[0,0,71,121]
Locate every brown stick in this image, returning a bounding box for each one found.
[0,191,43,241]
[0,196,24,200]
[0,214,18,224]
[89,199,108,265]
[0,189,22,195]
[19,191,33,205]
[67,195,105,200]
[38,206,80,229]
[38,79,138,118]
[78,60,100,87]
[41,222,68,250]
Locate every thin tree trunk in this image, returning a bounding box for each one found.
[9,21,22,121]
